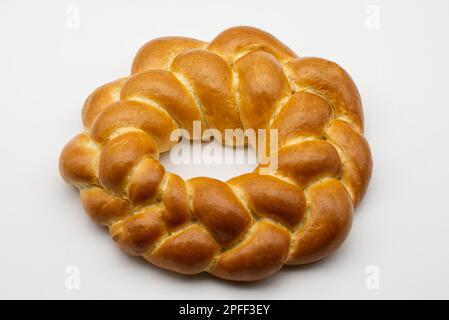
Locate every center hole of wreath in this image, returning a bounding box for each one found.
[159,136,258,181]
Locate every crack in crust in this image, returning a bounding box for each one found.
[59,26,373,281]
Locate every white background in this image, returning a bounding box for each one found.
[1,0,448,299]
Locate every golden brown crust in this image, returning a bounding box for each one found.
[80,187,131,225]
[188,178,252,246]
[228,174,307,229]
[126,158,165,205]
[147,224,220,275]
[264,140,342,187]
[82,78,127,128]
[171,49,241,137]
[210,220,291,281]
[162,173,190,230]
[121,70,203,136]
[271,91,333,146]
[207,26,297,63]
[90,100,178,151]
[59,134,98,186]
[285,57,364,129]
[235,50,290,130]
[326,120,372,205]
[131,37,207,74]
[60,26,372,281]
[110,207,167,255]
[98,131,159,194]
[287,179,353,265]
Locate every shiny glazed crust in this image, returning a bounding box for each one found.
[59,26,372,281]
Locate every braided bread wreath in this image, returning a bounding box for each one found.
[59,26,372,281]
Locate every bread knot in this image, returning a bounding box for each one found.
[59,26,372,281]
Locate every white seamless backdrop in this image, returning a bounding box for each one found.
[1,0,448,299]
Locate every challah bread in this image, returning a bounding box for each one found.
[59,26,372,281]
